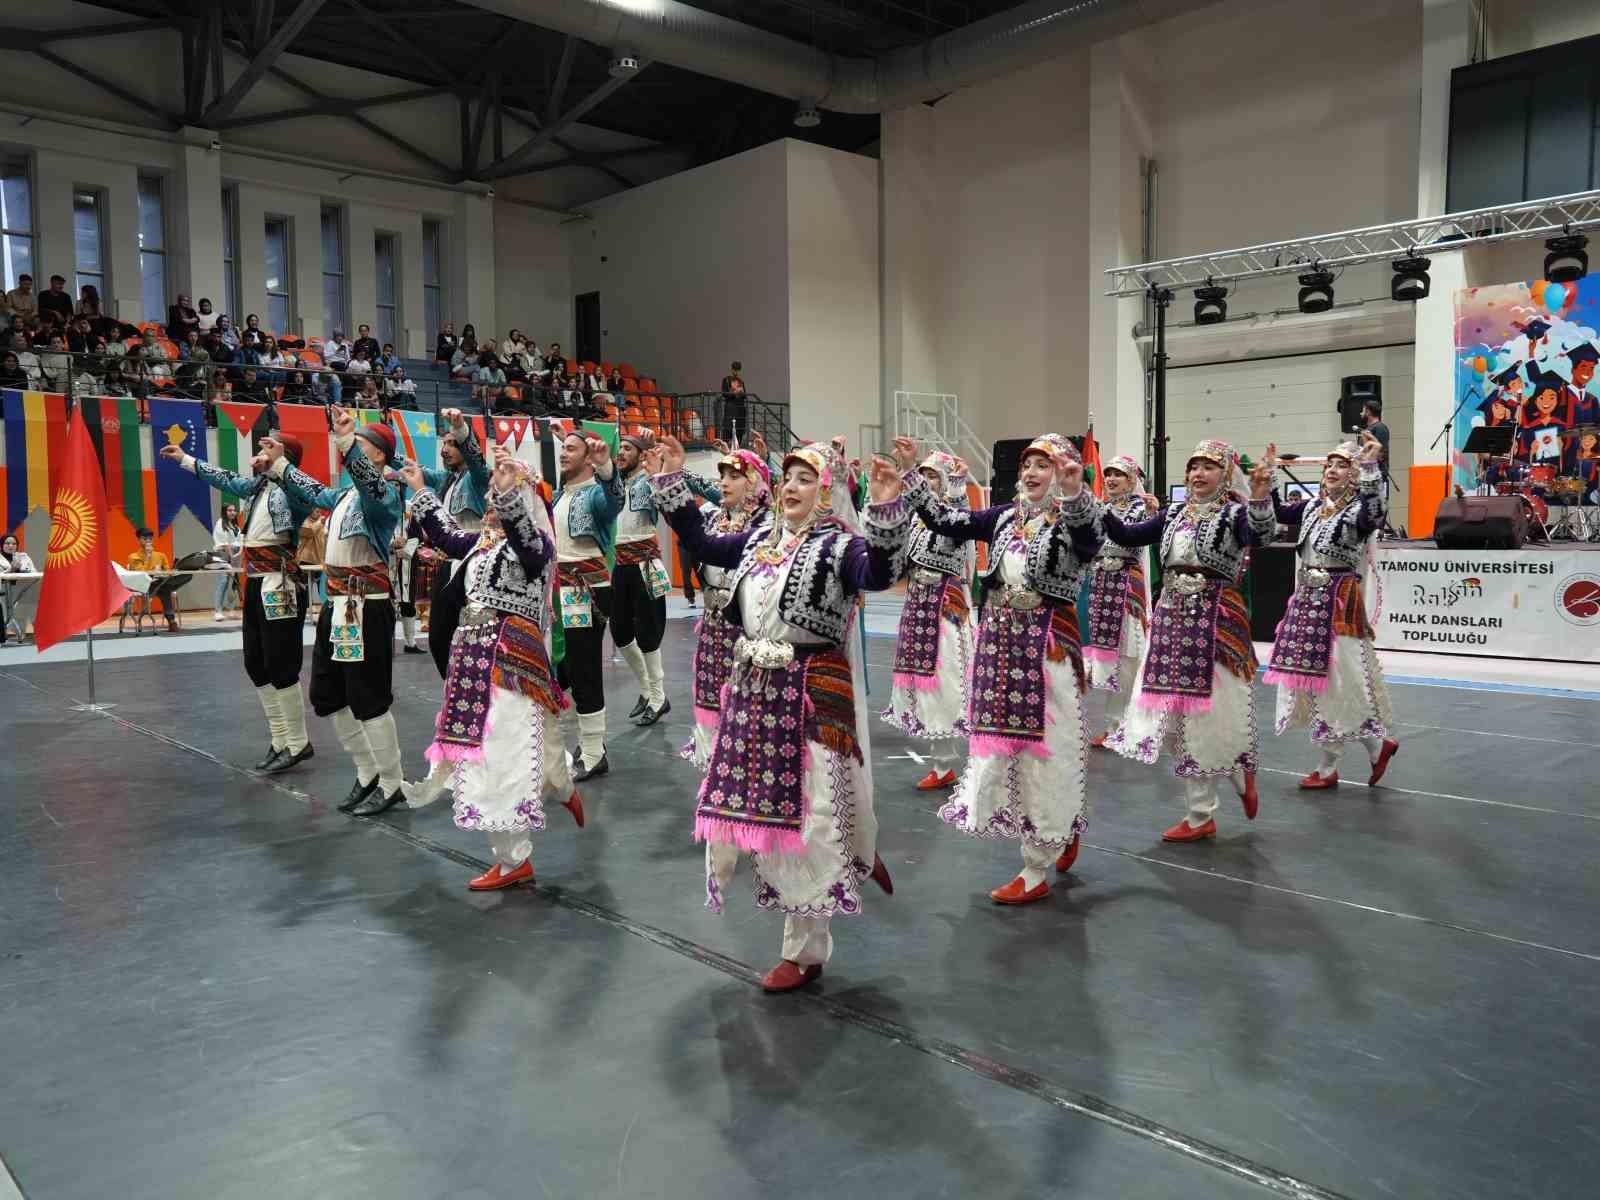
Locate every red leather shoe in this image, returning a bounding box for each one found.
[761,960,823,992]
[562,790,585,828]
[1235,770,1259,820]
[1055,832,1081,873]
[1162,819,1217,843]
[468,860,533,891]
[869,854,894,895]
[1368,739,1399,787]
[990,876,1050,905]
[1299,770,1339,790]
[1089,734,1107,749]
[916,769,956,790]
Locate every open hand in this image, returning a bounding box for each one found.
[867,456,903,505]
[395,462,426,492]
[893,436,918,472]
[330,405,355,438]
[1357,430,1382,464]
[258,436,286,463]
[750,430,769,460]
[1249,444,1276,500]
[1141,492,1160,514]
[490,459,521,494]
[1056,455,1084,495]
[657,434,686,474]
[442,407,466,432]
[711,438,729,456]
[642,444,666,475]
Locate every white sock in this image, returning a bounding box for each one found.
[401,615,418,645]
[331,707,378,785]
[276,684,309,753]
[578,708,607,768]
[618,640,647,692]
[1105,687,1128,733]
[1318,746,1341,774]
[1361,734,1384,763]
[643,648,666,708]
[1184,777,1217,827]
[932,737,958,776]
[362,711,405,794]
[255,684,286,752]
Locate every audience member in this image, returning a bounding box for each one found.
[211,502,242,620]
[122,528,178,634]
[196,297,218,333]
[38,336,71,392]
[352,323,380,364]
[215,314,241,353]
[377,342,401,375]
[544,341,567,379]
[434,320,458,364]
[720,359,748,441]
[166,294,200,343]
[4,275,37,320]
[75,284,103,319]
[37,275,73,325]
[240,313,266,354]
[0,351,27,387]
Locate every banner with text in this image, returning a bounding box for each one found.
[1372,545,1600,662]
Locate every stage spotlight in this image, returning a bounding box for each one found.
[1194,283,1228,325]
[1297,267,1335,314]
[1544,234,1588,284]
[1390,256,1432,302]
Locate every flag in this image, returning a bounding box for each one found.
[150,397,212,530]
[33,409,131,652]
[3,389,68,533]
[215,401,267,474]
[277,402,333,486]
[392,409,440,472]
[101,395,146,529]
[1081,427,1104,499]
[339,409,387,488]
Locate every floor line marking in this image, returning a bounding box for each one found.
[1389,722,1600,749]
[1251,766,1600,821]
[43,694,1353,1200]
[0,1151,25,1200]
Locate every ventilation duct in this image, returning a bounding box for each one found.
[462,0,1218,114]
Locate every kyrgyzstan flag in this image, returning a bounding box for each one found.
[34,407,132,652]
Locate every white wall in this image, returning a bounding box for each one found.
[1485,0,1600,56]
[494,203,573,350]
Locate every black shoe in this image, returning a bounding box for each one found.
[402,643,426,655]
[338,776,380,813]
[265,743,315,774]
[254,745,285,771]
[627,694,648,719]
[351,785,407,817]
[573,752,609,782]
[635,698,672,727]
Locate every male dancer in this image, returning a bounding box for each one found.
[160,434,315,774]
[612,430,720,725]
[553,431,624,779]
[262,407,407,815]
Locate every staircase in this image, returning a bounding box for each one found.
[401,358,475,414]
[892,391,991,488]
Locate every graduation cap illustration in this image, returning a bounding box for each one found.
[1527,363,1566,395]
[1564,341,1599,367]
[1515,316,1552,339]
[1490,362,1525,387]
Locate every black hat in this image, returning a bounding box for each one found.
[1527,365,1565,396]
[1517,317,1552,339]
[1564,342,1599,367]
[1490,363,1524,387]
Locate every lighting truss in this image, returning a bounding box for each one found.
[1103,188,1600,297]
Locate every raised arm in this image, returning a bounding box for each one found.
[836,489,913,593]
[167,448,259,501]
[590,444,624,523]
[649,470,755,570]
[269,451,341,511]
[899,469,1005,544]
[406,487,480,561]
[1271,493,1312,527]
[1100,507,1165,547]
[1050,486,1102,564]
[685,470,722,505]
[492,484,554,578]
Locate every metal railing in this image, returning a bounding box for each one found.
[892,390,991,486]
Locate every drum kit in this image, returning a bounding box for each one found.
[1485,426,1600,541]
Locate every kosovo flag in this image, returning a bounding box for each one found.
[150,396,212,531]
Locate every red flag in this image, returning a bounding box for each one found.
[33,410,132,652]
[277,402,333,486]
[217,400,267,438]
[1081,427,1105,500]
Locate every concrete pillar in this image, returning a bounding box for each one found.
[173,128,224,309]
[878,103,940,440]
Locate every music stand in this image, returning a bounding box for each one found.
[1462,425,1514,459]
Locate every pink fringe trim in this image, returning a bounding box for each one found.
[892,670,941,691]
[1262,668,1330,693]
[1082,645,1119,664]
[425,740,486,765]
[1136,692,1214,715]
[969,733,1052,760]
[692,814,806,857]
[692,704,720,728]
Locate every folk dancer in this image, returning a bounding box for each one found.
[896,434,1101,905]
[880,450,977,792]
[160,434,316,774]
[612,430,718,726]
[260,408,407,815]
[1084,455,1156,747]
[1263,433,1399,789]
[1103,439,1275,842]
[682,446,773,771]
[552,431,624,780]
[647,435,907,992]
[391,523,428,655]
[397,455,584,889]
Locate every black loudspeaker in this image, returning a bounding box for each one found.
[1339,375,1380,433]
[990,437,1031,504]
[1433,496,1529,549]
[1247,543,1298,641]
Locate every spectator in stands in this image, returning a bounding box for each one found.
[449,341,475,381]
[100,361,133,397]
[377,342,401,375]
[606,365,625,394]
[346,345,373,384]
[280,371,313,404]
[0,352,26,387]
[258,334,293,384]
[177,330,210,396]
[141,326,171,370]
[720,359,748,442]
[434,320,458,364]
[37,276,73,326]
[354,376,383,409]
[66,315,93,353]
[352,323,380,364]
[39,335,71,392]
[384,365,416,404]
[240,313,266,354]
[236,366,269,403]
[544,341,567,379]
[214,314,240,352]
[459,323,478,357]
[75,284,102,319]
[196,297,218,333]
[474,346,508,401]
[167,294,200,343]
[324,329,351,371]
[4,274,36,320]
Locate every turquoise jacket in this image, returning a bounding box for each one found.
[554,465,625,560]
[183,455,313,546]
[272,437,403,556]
[396,422,489,520]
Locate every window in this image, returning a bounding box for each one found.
[73,189,107,301]
[137,175,167,321]
[264,217,292,334]
[1,155,35,292]
[221,186,240,317]
[320,206,346,336]
[422,219,444,347]
[374,231,398,351]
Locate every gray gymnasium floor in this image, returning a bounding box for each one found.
[1,602,1597,1200]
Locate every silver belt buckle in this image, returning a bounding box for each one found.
[737,637,795,669]
[704,585,733,611]
[1169,572,1207,597]
[1004,586,1043,610]
[460,602,496,627]
[912,568,945,586]
[1093,556,1127,573]
[1302,567,1331,590]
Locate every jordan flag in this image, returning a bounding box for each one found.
[34,407,132,652]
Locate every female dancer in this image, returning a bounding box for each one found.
[894,433,1100,905]
[646,434,908,993]
[682,446,773,771]
[396,455,583,890]
[1104,440,1277,842]
[1263,433,1399,788]
[880,451,977,791]
[1083,455,1155,747]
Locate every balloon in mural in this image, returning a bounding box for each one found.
[1472,355,1488,374]
[1543,281,1568,312]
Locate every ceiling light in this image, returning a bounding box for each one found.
[1297,267,1335,314]
[1390,255,1431,303]
[1193,283,1228,325]
[1544,233,1588,284]
[793,103,820,128]
[608,54,641,78]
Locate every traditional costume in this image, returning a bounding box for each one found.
[880,451,976,791]
[176,439,315,774]
[552,451,624,780]
[1103,439,1275,842]
[406,420,491,675]
[271,422,408,816]
[1083,454,1152,746]
[612,431,719,726]
[682,448,772,772]
[901,435,1102,904]
[408,465,583,889]
[1265,441,1399,789]
[652,445,909,991]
